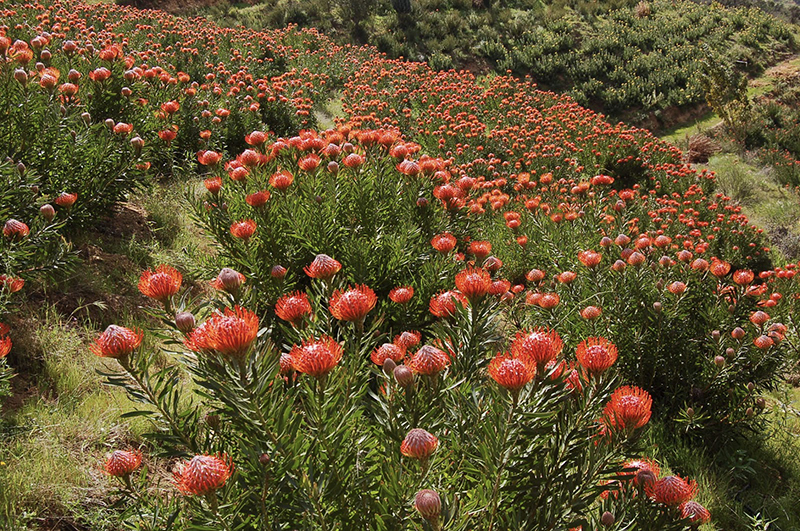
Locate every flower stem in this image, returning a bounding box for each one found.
[487,398,517,531]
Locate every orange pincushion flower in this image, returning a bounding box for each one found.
[173,454,233,496]
[431,232,457,253]
[578,250,602,268]
[429,290,468,318]
[710,259,731,278]
[197,150,222,166]
[269,170,294,191]
[371,343,405,365]
[623,458,661,487]
[576,337,618,375]
[275,291,312,326]
[289,335,343,379]
[455,267,491,301]
[185,306,259,358]
[468,240,492,259]
[401,428,438,460]
[526,269,546,283]
[91,325,143,359]
[0,275,25,293]
[329,284,377,322]
[651,475,697,506]
[343,153,364,168]
[298,153,321,171]
[406,345,450,375]
[3,219,29,240]
[488,354,533,391]
[230,219,257,240]
[750,310,770,326]
[603,385,652,430]
[304,254,341,281]
[54,192,78,208]
[538,292,560,309]
[104,450,143,477]
[246,190,270,208]
[394,330,422,351]
[679,501,711,525]
[204,176,222,194]
[667,281,686,295]
[138,265,182,302]
[580,306,602,320]
[0,336,11,359]
[511,328,563,370]
[388,286,414,304]
[732,269,754,285]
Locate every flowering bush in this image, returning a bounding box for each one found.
[98,259,709,529]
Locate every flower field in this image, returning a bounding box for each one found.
[1,0,800,529]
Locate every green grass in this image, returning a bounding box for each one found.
[0,306,150,529]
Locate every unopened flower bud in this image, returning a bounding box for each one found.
[414,489,441,523]
[601,511,615,527]
[747,382,755,392]
[382,358,397,375]
[687,407,695,419]
[104,118,115,129]
[731,327,745,340]
[394,365,414,388]
[81,112,91,124]
[175,311,196,333]
[327,161,338,174]
[653,301,662,313]
[712,330,720,341]
[217,267,244,292]
[746,407,754,418]
[14,68,28,85]
[726,347,735,358]
[270,265,287,279]
[16,162,26,175]
[40,204,55,221]
[714,355,725,368]
[259,453,270,465]
[756,397,766,409]
[131,136,144,152]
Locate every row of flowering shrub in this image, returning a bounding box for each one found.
[191,127,796,442]
[95,255,712,529]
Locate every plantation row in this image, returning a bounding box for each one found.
[198,0,796,119]
[0,0,798,528]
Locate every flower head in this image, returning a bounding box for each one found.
[603,385,652,431]
[0,275,24,293]
[329,284,377,322]
[173,454,233,496]
[389,286,414,304]
[679,501,711,525]
[431,233,457,253]
[230,219,257,240]
[138,265,182,303]
[3,219,29,240]
[371,343,405,366]
[211,268,246,293]
[414,489,442,523]
[652,475,697,506]
[510,328,563,371]
[394,330,422,351]
[406,345,450,375]
[104,450,143,477]
[576,337,618,375]
[289,336,343,379]
[401,428,438,460]
[0,336,11,359]
[455,267,491,301]
[429,290,468,318]
[304,254,341,281]
[185,306,259,359]
[488,354,534,391]
[91,325,143,359]
[468,240,492,259]
[275,291,312,326]
[623,458,661,488]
